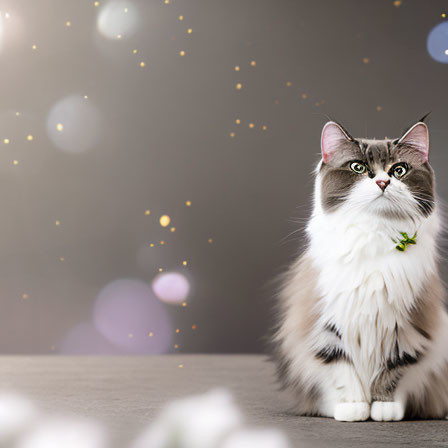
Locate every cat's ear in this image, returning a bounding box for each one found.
[321,121,353,163]
[397,122,429,161]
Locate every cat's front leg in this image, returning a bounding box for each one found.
[320,361,370,422]
[370,370,405,421]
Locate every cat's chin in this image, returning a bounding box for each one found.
[365,195,413,220]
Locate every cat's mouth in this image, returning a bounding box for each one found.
[372,191,389,201]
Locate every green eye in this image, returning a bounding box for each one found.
[350,162,366,174]
[393,165,407,178]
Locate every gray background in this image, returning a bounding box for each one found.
[0,0,447,354]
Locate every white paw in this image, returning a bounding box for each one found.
[334,402,370,422]
[370,401,404,421]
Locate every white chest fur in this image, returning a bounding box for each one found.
[306,204,439,377]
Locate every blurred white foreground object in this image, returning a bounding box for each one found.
[0,393,38,443]
[18,417,107,448]
[132,389,243,448]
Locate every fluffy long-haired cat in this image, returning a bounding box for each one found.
[274,118,448,421]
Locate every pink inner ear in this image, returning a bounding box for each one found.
[398,122,429,161]
[321,122,348,163]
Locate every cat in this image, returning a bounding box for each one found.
[274,119,448,421]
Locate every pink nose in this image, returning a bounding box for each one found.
[376,179,390,192]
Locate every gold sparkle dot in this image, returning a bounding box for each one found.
[22,293,29,299]
[377,106,383,112]
[236,83,242,90]
[124,7,128,12]
[178,364,184,368]
[176,328,180,334]
[94,1,100,6]
[164,0,170,4]
[234,66,240,71]
[128,333,134,338]
[182,260,188,266]
[208,238,213,243]
[170,227,176,232]
[235,119,241,125]
[159,215,171,227]
[160,241,165,245]
[59,257,65,262]
[84,95,88,99]
[363,57,369,64]
[250,60,256,66]
[174,344,179,349]
[55,220,61,226]
[116,34,122,39]
[13,160,18,165]
[133,49,138,54]
[27,135,34,141]
[192,324,197,330]
[182,301,187,307]
[301,93,307,99]
[158,268,163,272]
[393,0,402,6]
[148,332,154,337]
[442,13,447,18]
[187,28,192,34]
[65,21,71,27]
[179,50,185,56]
[3,138,10,144]
[178,15,184,21]
[32,44,37,50]
[140,61,146,68]
[262,125,267,131]
[56,123,64,132]
[185,200,192,206]
[144,209,151,215]
[150,243,155,247]
[15,112,20,116]
[286,81,292,87]
[230,132,235,138]
[249,123,255,129]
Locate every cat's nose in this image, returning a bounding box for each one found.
[376,179,390,192]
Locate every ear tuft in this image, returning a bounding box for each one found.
[398,122,429,161]
[321,121,352,163]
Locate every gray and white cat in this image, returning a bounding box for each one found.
[274,119,448,421]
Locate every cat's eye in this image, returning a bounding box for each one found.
[350,162,366,174]
[392,164,407,179]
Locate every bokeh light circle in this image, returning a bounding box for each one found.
[97,1,139,39]
[47,95,101,153]
[94,279,172,354]
[60,321,123,355]
[152,272,190,305]
[427,22,448,63]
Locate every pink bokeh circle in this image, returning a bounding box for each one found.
[151,272,190,305]
[94,278,172,354]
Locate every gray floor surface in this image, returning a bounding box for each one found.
[0,355,447,447]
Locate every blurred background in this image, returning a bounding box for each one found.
[0,0,447,354]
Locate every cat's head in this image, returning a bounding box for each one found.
[318,120,434,220]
